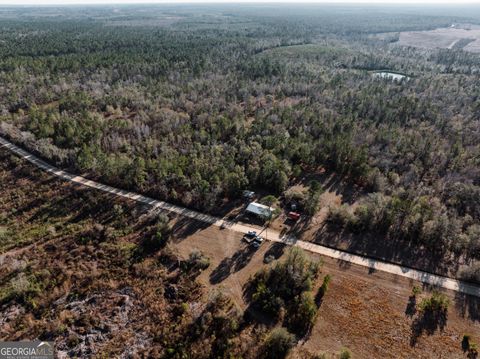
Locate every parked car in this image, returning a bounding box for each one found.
[251,236,264,249]
[243,231,257,243]
[242,190,255,200]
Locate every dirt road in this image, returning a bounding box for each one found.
[1,135,479,297]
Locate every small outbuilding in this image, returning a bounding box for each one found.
[245,202,273,219]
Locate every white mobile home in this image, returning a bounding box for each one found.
[245,202,273,219]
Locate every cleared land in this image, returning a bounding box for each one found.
[172,224,480,359]
[397,25,480,52]
[0,149,265,357]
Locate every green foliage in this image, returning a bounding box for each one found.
[0,4,479,275]
[2,5,480,357]
[284,188,306,204]
[309,180,322,193]
[185,250,210,272]
[463,335,479,359]
[130,156,147,190]
[412,285,422,297]
[188,292,243,357]
[0,226,10,241]
[252,280,284,317]
[260,195,278,207]
[418,291,450,313]
[139,215,171,254]
[303,181,324,215]
[262,327,296,359]
[251,247,321,335]
[327,205,354,228]
[339,347,352,359]
[469,342,479,357]
[286,291,318,335]
[340,192,463,255]
[0,273,43,308]
[77,144,97,172]
[318,274,332,298]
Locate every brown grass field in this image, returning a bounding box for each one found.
[173,223,480,358]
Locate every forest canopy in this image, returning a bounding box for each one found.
[1,4,480,269]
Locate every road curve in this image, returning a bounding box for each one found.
[1,136,479,298]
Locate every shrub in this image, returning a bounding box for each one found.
[308,180,322,193]
[418,291,450,313]
[469,342,479,357]
[260,195,278,207]
[139,215,171,253]
[284,188,306,204]
[287,291,317,335]
[67,334,80,347]
[339,347,352,359]
[304,191,322,216]
[466,224,480,259]
[320,274,332,294]
[463,334,471,351]
[316,274,332,306]
[327,205,353,228]
[194,292,242,356]
[412,285,422,297]
[186,250,210,272]
[303,181,324,215]
[113,204,124,217]
[251,248,322,336]
[262,327,296,359]
[1,273,42,307]
[251,248,320,317]
[463,334,479,356]
[0,226,8,241]
[252,280,284,317]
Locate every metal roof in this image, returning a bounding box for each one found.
[245,202,273,218]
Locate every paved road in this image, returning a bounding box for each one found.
[1,136,479,298]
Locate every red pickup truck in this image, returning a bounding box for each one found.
[287,212,301,221]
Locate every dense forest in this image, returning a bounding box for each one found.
[1,4,480,277]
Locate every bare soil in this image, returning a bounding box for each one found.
[172,225,480,359]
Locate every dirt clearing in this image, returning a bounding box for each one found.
[172,224,480,358]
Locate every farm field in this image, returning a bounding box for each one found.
[397,25,480,52]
